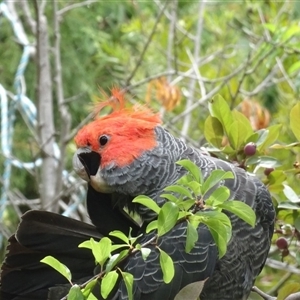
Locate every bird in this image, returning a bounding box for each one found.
[0,88,275,300]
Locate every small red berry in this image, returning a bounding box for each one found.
[276,237,288,250]
[264,168,274,176]
[244,142,257,156]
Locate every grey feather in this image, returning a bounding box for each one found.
[101,125,275,300]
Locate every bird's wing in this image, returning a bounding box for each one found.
[0,210,102,300]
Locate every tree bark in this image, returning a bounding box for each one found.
[34,2,57,212]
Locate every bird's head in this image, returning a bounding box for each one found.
[73,88,162,193]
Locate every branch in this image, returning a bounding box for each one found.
[18,0,36,34]
[34,0,57,211]
[265,258,300,275]
[60,234,158,300]
[57,0,99,16]
[52,0,71,198]
[153,0,195,40]
[65,111,95,144]
[180,0,205,141]
[124,0,169,86]
[252,286,276,300]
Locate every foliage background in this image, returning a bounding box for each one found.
[1,0,300,299]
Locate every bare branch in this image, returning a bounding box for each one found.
[57,0,99,16]
[18,0,36,34]
[52,0,72,199]
[65,111,95,144]
[34,0,57,211]
[124,1,169,86]
[252,286,276,300]
[166,0,178,77]
[267,272,292,296]
[275,56,296,92]
[153,0,195,40]
[265,258,300,275]
[181,0,205,141]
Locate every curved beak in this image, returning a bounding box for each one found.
[73,148,112,193]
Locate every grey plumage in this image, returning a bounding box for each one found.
[99,126,275,300]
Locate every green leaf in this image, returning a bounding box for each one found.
[157,202,179,237]
[204,115,224,148]
[202,218,228,258]
[219,201,256,227]
[196,210,232,231]
[277,282,300,300]
[86,293,98,300]
[174,280,206,300]
[120,272,134,300]
[228,120,251,150]
[296,251,300,265]
[82,279,98,298]
[105,249,129,273]
[288,61,300,74]
[185,221,199,253]
[109,230,129,244]
[128,232,143,246]
[255,129,269,147]
[282,24,300,41]
[141,247,151,261]
[177,199,195,211]
[207,186,230,206]
[158,248,174,283]
[257,124,282,151]
[164,185,194,199]
[176,159,203,184]
[132,195,160,214]
[263,23,276,33]
[186,181,201,196]
[268,170,287,185]
[79,237,111,267]
[290,103,300,141]
[246,132,259,144]
[202,170,234,195]
[101,271,119,299]
[146,220,158,233]
[270,142,300,149]
[278,202,300,210]
[67,285,84,300]
[160,193,179,203]
[231,110,253,138]
[283,184,300,203]
[208,95,234,135]
[40,256,72,283]
[246,156,281,168]
[295,216,300,232]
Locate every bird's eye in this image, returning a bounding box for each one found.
[99,135,109,146]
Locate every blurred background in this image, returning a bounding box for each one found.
[1,1,300,298]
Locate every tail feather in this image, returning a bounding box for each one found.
[0,210,103,300]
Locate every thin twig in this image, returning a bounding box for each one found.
[124,1,169,86]
[65,111,95,143]
[60,234,158,300]
[230,51,252,109]
[52,0,72,200]
[180,0,205,141]
[252,286,276,300]
[267,272,292,296]
[18,0,36,34]
[57,0,99,16]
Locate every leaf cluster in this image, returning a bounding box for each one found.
[41,159,256,300]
